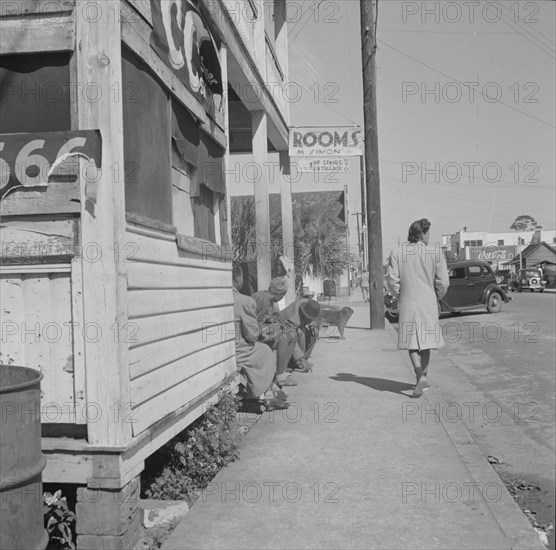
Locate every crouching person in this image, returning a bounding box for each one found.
[279,299,321,375]
[232,265,288,411]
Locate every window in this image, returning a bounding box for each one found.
[122,46,172,224]
[449,267,466,279]
[498,240,504,246]
[482,266,491,276]
[468,266,482,277]
[0,52,71,133]
[518,238,525,245]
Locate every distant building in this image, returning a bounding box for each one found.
[445,229,556,272]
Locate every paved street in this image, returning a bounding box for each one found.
[391,291,556,548]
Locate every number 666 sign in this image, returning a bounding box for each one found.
[0,130,102,200]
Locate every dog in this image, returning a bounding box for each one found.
[316,306,354,340]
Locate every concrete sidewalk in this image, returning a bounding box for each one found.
[163,299,545,550]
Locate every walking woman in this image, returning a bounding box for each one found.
[387,219,449,397]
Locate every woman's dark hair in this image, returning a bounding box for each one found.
[407,219,431,243]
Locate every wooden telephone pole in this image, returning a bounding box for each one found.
[360,0,384,329]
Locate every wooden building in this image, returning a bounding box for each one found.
[0,1,290,547]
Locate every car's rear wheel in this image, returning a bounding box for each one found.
[487,292,503,313]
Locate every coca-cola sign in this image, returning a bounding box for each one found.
[472,245,515,261]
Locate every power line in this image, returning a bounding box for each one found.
[496,5,556,59]
[378,159,556,190]
[498,3,556,51]
[377,39,556,129]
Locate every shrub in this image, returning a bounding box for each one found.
[143,386,241,504]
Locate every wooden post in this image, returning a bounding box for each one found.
[360,0,384,329]
[252,111,271,291]
[75,0,132,444]
[279,151,295,304]
[221,45,232,251]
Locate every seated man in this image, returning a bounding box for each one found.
[252,277,299,387]
[232,266,288,411]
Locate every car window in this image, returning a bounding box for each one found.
[482,266,491,277]
[468,266,482,278]
[449,267,466,279]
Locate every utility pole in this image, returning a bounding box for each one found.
[360,0,384,329]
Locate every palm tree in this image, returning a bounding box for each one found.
[231,194,349,289]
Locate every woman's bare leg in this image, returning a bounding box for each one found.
[409,350,429,397]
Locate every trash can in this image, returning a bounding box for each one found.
[0,365,48,550]
[323,279,337,300]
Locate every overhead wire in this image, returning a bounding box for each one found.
[377,39,555,129]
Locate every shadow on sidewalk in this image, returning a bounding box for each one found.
[330,372,414,396]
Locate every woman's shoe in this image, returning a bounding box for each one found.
[413,376,428,398]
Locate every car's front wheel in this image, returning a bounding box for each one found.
[487,292,503,313]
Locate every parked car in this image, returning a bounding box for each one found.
[440,260,511,314]
[382,261,511,321]
[512,268,546,293]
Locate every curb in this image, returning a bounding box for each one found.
[384,321,546,550]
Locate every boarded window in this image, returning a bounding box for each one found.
[0,52,71,133]
[122,46,171,224]
[193,184,215,242]
[171,98,198,234]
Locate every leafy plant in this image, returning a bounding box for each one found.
[142,386,241,504]
[43,490,76,550]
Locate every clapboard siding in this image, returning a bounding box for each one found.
[131,306,233,348]
[131,340,235,406]
[126,228,231,272]
[125,226,235,435]
[127,261,231,290]
[128,288,233,319]
[129,322,235,380]
[128,288,232,318]
[132,357,236,436]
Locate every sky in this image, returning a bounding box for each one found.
[286,0,556,259]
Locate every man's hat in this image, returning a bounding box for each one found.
[268,277,288,295]
[299,300,320,321]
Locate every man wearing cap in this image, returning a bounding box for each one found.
[252,277,298,387]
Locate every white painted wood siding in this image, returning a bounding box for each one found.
[125,226,236,436]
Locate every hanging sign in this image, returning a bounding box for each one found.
[294,157,350,173]
[289,126,363,157]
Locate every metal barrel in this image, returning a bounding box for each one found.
[0,365,49,550]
